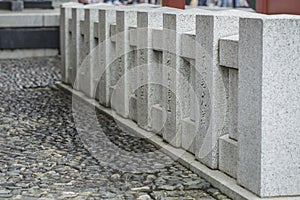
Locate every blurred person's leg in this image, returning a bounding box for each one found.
[190,0,197,6]
[235,0,239,7]
[218,0,223,6]
[225,0,230,7]
[242,0,248,7]
[114,0,123,4]
[208,0,216,6]
[198,0,207,6]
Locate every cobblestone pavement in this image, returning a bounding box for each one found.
[0,57,230,200]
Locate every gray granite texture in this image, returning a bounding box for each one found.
[237,15,300,197]
[194,13,239,169]
[219,35,239,69]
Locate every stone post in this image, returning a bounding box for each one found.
[136,7,176,130]
[111,5,156,118]
[195,12,239,169]
[162,9,198,147]
[237,15,300,197]
[97,6,116,107]
[60,3,77,85]
[69,6,84,89]
[78,6,100,98]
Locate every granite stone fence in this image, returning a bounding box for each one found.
[60,3,300,199]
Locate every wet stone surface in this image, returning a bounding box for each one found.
[0,56,230,199]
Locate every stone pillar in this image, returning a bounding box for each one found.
[60,3,77,84]
[218,34,239,178]
[111,7,137,118]
[78,6,99,98]
[136,7,176,130]
[195,13,239,169]
[111,5,156,118]
[162,9,198,147]
[69,6,84,89]
[180,31,196,154]
[237,15,300,197]
[97,6,116,107]
[128,26,138,122]
[149,29,165,135]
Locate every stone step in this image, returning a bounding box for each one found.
[0,10,60,58]
[0,0,53,11]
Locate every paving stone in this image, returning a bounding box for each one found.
[137,194,151,200]
[0,56,230,199]
[0,56,60,91]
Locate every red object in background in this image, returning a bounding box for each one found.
[256,0,300,15]
[162,0,185,9]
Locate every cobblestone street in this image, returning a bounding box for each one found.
[0,57,230,199]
